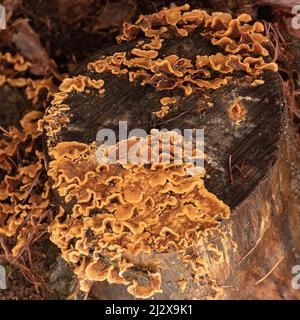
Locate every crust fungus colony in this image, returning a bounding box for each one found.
[47,139,230,298]
[88,4,277,118]
[42,5,278,298]
[0,51,57,286]
[0,52,56,104]
[0,110,50,257]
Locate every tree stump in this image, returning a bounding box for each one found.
[42,7,300,300]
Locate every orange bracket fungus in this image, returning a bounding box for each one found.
[0,51,56,106]
[0,111,51,258]
[0,48,59,290]
[47,136,231,298]
[41,4,285,299]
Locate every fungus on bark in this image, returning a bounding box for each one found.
[42,4,283,299]
[0,111,51,257]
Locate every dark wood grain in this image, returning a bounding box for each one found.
[44,33,284,210]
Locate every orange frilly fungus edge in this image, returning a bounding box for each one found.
[0,50,58,264]
[0,52,56,104]
[48,139,230,298]
[86,4,277,118]
[42,4,279,299]
[0,111,51,257]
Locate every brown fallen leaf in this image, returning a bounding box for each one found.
[56,0,94,24]
[3,0,22,23]
[93,0,136,31]
[10,18,57,76]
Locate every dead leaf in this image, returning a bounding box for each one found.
[3,0,22,23]
[10,19,57,76]
[56,0,94,24]
[94,0,136,31]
